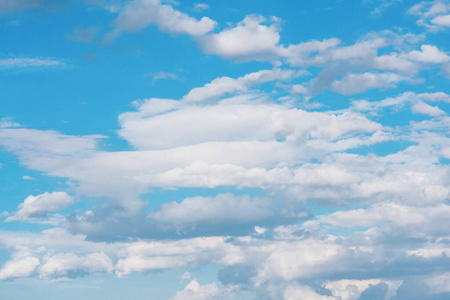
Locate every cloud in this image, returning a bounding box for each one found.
[170,280,234,300]
[321,203,450,238]
[0,255,40,281]
[151,71,178,81]
[115,237,243,276]
[149,194,275,224]
[0,57,63,69]
[0,0,63,12]
[411,101,446,116]
[330,72,410,95]
[193,3,209,11]
[181,68,300,103]
[404,44,450,63]
[114,0,217,36]
[67,27,99,43]
[6,192,76,222]
[283,283,336,300]
[198,15,282,62]
[408,1,450,30]
[38,252,113,279]
[324,279,402,300]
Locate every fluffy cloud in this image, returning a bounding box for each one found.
[0,255,40,281]
[181,69,301,103]
[198,15,282,61]
[330,72,410,95]
[115,237,243,276]
[114,0,216,36]
[39,252,113,279]
[149,194,275,224]
[321,203,450,238]
[170,280,234,300]
[409,0,450,29]
[283,283,336,300]
[5,192,76,222]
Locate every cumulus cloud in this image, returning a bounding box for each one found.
[149,194,275,224]
[39,252,113,279]
[409,1,450,30]
[0,255,40,281]
[115,237,243,276]
[114,0,217,36]
[6,192,76,222]
[181,69,300,103]
[198,15,282,61]
[170,280,234,300]
[330,72,410,95]
[283,283,336,300]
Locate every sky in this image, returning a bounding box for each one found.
[0,0,450,299]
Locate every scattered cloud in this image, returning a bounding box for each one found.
[6,192,76,222]
[114,0,217,36]
[0,57,63,69]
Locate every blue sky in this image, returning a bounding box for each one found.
[1,0,450,299]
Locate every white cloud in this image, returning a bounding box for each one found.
[352,91,450,116]
[0,117,20,128]
[432,13,450,26]
[0,255,40,281]
[324,279,402,300]
[331,72,409,95]
[408,1,450,29]
[6,192,76,222]
[198,15,282,61]
[181,69,300,103]
[114,0,217,36]
[115,237,243,276]
[0,128,102,155]
[284,283,337,300]
[149,194,275,224]
[170,280,230,300]
[411,101,445,117]
[321,203,450,237]
[193,3,209,11]
[38,252,113,279]
[425,272,450,294]
[151,71,178,81]
[404,44,450,63]
[0,57,63,68]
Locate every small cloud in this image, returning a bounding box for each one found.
[0,57,63,69]
[22,176,37,181]
[0,117,21,128]
[193,3,209,11]
[180,272,192,281]
[67,27,99,43]
[254,226,267,235]
[83,52,97,62]
[148,71,179,82]
[102,29,122,44]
